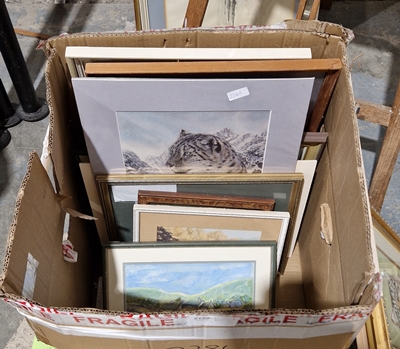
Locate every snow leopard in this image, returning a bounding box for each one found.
[165,130,246,174]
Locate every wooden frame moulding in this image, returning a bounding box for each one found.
[84,58,342,76]
[137,189,276,211]
[84,58,341,133]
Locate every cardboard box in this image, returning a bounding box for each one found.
[0,20,379,348]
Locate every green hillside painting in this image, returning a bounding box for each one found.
[123,261,255,312]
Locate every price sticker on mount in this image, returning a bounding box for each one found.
[227,87,250,101]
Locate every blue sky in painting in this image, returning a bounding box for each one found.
[124,261,255,295]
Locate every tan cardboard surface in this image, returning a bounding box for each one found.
[275,246,305,309]
[0,153,97,308]
[79,162,108,243]
[299,149,344,309]
[323,50,374,305]
[28,320,356,349]
[0,152,65,300]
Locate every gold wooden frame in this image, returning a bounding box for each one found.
[96,173,303,274]
[367,209,400,348]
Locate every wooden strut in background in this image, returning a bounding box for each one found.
[14,28,51,40]
[133,0,142,31]
[357,81,400,212]
[296,0,321,20]
[185,0,319,26]
[183,0,209,28]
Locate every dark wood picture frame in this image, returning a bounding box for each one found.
[137,189,275,211]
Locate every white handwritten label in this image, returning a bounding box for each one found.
[227,87,249,101]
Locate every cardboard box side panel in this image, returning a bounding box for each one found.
[45,50,69,190]
[45,50,103,307]
[79,163,109,244]
[0,154,96,308]
[28,321,355,349]
[284,19,352,41]
[48,219,99,307]
[298,150,346,309]
[0,153,63,301]
[323,43,374,305]
[46,48,86,195]
[275,245,305,309]
[278,31,331,58]
[45,28,339,61]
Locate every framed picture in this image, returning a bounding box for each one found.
[96,171,302,233]
[82,59,341,139]
[288,159,317,257]
[299,131,328,161]
[137,189,276,211]
[133,0,298,30]
[133,203,289,266]
[366,209,400,348]
[72,77,314,175]
[66,46,312,78]
[163,0,297,29]
[103,241,277,312]
[133,0,166,30]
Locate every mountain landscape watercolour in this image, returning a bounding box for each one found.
[124,261,255,312]
[105,242,276,312]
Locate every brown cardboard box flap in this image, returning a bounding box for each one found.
[0,152,97,308]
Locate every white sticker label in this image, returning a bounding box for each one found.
[227,87,250,101]
[112,185,177,202]
[274,193,287,200]
[22,253,39,299]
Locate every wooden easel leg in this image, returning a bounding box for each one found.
[368,81,400,212]
[296,0,307,20]
[183,0,209,28]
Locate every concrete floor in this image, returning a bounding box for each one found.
[0,1,399,348]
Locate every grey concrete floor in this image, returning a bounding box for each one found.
[0,1,399,348]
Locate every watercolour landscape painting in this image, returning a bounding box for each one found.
[123,261,255,312]
[117,110,270,174]
[157,226,262,241]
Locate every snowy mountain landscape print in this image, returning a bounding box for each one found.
[117,111,270,174]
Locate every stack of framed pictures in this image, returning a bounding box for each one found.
[70,46,341,313]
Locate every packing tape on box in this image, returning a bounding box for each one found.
[17,310,370,340]
[22,253,39,299]
[3,298,372,341]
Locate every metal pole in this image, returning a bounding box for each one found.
[0,78,21,128]
[0,0,48,121]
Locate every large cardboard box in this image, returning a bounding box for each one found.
[0,20,379,349]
